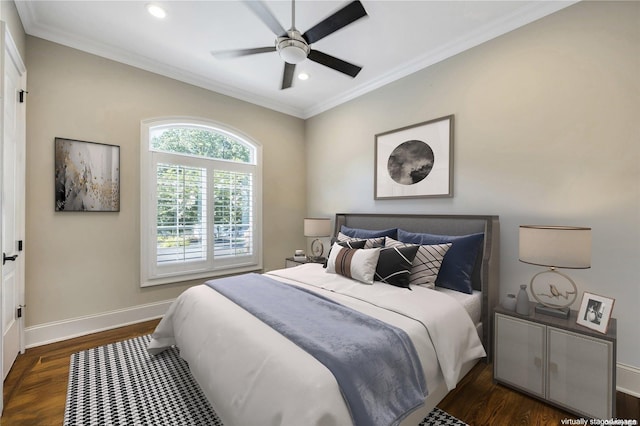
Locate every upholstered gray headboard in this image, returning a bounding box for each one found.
[334,213,500,362]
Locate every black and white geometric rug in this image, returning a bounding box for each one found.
[64,335,467,426]
[419,408,468,426]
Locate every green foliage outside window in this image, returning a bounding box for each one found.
[151,128,251,162]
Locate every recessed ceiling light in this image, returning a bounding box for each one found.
[146,4,166,19]
[298,72,309,81]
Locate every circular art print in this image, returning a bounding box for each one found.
[387,140,434,185]
[374,115,453,199]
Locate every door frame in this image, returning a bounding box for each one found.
[0,21,27,414]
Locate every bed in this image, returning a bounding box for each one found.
[148,213,500,426]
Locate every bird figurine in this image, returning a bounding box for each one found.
[540,283,576,300]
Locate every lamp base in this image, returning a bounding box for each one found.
[535,303,570,319]
[310,238,325,259]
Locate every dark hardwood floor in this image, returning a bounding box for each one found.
[439,362,639,425]
[2,320,160,426]
[2,320,638,425]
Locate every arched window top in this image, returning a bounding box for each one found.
[148,120,257,164]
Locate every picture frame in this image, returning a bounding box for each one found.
[374,114,453,199]
[54,137,120,212]
[576,291,615,334]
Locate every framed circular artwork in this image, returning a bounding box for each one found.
[374,115,453,199]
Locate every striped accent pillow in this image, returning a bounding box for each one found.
[336,232,385,249]
[335,247,357,278]
[337,239,367,249]
[323,239,366,268]
[385,237,452,288]
[325,243,381,284]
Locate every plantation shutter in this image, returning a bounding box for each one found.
[156,163,207,265]
[213,170,253,258]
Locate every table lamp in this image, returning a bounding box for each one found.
[519,225,591,318]
[304,218,331,261]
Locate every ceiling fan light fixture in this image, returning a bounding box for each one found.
[146,4,166,19]
[277,36,309,64]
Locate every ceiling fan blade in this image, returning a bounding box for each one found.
[211,46,276,59]
[243,0,287,37]
[303,1,367,44]
[281,62,296,90]
[308,50,362,78]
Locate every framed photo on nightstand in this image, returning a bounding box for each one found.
[576,292,615,334]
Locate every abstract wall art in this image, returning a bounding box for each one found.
[54,137,120,212]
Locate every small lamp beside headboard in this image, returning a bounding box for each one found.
[304,218,332,261]
[519,225,592,319]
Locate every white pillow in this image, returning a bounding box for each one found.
[325,242,381,285]
[385,237,452,288]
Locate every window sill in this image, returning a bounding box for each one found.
[141,264,262,287]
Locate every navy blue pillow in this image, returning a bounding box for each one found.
[397,229,484,294]
[340,225,398,240]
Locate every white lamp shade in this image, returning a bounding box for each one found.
[519,225,591,269]
[304,218,331,237]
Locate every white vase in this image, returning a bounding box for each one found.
[502,294,517,311]
[516,284,530,315]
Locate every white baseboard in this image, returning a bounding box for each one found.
[24,299,174,349]
[617,363,640,398]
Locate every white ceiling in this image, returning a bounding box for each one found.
[15,0,575,118]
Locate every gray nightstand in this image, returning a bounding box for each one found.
[494,302,616,419]
[285,257,326,268]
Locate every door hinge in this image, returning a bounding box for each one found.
[17,305,25,319]
[18,240,23,252]
[19,90,28,103]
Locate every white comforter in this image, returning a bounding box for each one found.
[148,263,486,426]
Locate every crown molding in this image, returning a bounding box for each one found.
[301,0,578,119]
[15,1,305,118]
[16,1,577,120]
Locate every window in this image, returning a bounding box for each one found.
[141,118,262,286]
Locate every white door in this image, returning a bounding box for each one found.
[1,23,26,384]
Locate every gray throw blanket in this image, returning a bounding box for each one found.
[206,273,427,426]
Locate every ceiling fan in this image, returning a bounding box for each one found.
[211,0,368,90]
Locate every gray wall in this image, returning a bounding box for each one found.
[25,36,306,326]
[305,1,639,368]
